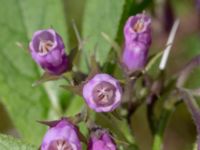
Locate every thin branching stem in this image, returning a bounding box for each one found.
[152,107,173,150]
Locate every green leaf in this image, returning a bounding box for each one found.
[0,0,68,145]
[181,34,200,88]
[64,96,85,116]
[0,134,37,150]
[18,0,68,43]
[95,113,135,144]
[82,0,126,66]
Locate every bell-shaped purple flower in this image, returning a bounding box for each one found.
[124,13,151,46]
[29,29,70,75]
[83,74,122,112]
[122,42,148,71]
[88,130,116,150]
[122,13,152,72]
[41,119,82,150]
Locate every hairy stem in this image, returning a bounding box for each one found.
[178,89,200,150]
[152,107,172,150]
[147,93,157,134]
[147,71,165,134]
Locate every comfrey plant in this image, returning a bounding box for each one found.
[27,12,200,150]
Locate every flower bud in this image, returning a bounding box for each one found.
[122,13,152,72]
[41,119,82,150]
[29,29,70,75]
[88,130,116,150]
[83,74,122,112]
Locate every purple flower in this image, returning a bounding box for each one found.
[41,119,82,150]
[122,42,148,71]
[88,130,116,150]
[124,13,151,45]
[83,74,122,112]
[29,29,70,75]
[122,13,152,72]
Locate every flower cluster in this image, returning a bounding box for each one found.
[28,12,152,150]
[40,119,116,150]
[29,30,123,113]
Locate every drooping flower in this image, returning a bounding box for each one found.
[41,119,82,150]
[122,13,152,72]
[29,29,70,75]
[82,74,122,112]
[88,129,116,150]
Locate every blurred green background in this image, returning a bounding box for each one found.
[0,0,199,149]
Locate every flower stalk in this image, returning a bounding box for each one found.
[152,106,173,150]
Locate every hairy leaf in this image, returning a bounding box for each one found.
[82,0,126,66]
[0,134,36,150]
[0,0,68,145]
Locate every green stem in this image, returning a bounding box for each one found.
[152,108,172,150]
[193,143,197,150]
